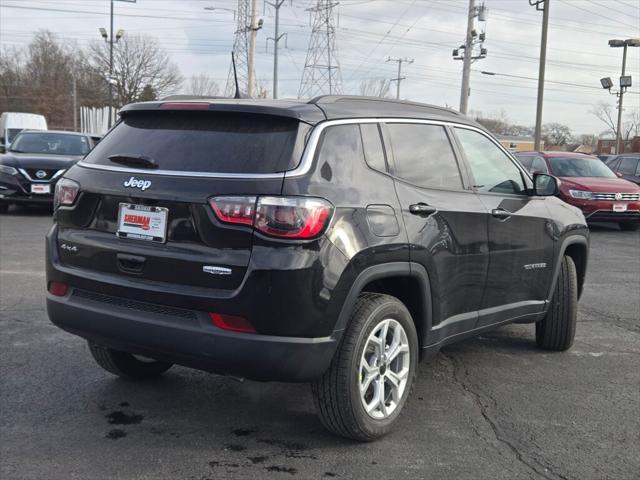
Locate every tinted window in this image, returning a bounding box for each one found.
[517,155,533,170]
[317,124,364,169]
[531,156,548,174]
[84,112,303,174]
[360,124,386,172]
[605,157,620,169]
[10,132,90,155]
[454,128,525,194]
[619,157,639,175]
[548,156,616,178]
[386,123,462,189]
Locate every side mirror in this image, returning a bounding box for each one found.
[533,173,559,196]
[615,171,623,178]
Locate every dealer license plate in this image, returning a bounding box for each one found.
[31,184,51,194]
[117,203,168,243]
[613,204,627,212]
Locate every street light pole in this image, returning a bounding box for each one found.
[615,43,628,154]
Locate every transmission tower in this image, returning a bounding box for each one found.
[298,0,342,99]
[225,0,256,96]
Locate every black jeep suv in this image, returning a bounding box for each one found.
[46,96,589,441]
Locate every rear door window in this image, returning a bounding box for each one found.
[359,124,386,172]
[386,123,463,189]
[619,157,639,175]
[83,112,305,174]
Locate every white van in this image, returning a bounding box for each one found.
[0,112,48,152]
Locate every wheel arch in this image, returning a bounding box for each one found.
[333,262,432,350]
[549,235,589,301]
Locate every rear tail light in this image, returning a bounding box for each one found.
[48,281,69,297]
[209,313,256,333]
[209,196,333,240]
[209,196,256,225]
[54,178,80,210]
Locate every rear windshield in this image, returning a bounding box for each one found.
[83,111,305,174]
[11,132,91,155]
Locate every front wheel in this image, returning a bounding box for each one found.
[312,293,418,441]
[88,342,173,379]
[536,255,578,351]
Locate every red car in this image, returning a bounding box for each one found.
[516,151,640,231]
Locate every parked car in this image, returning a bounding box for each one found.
[604,154,640,186]
[597,154,615,163]
[0,112,48,152]
[46,96,589,441]
[516,151,640,231]
[0,130,94,212]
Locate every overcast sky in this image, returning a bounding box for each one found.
[1,0,639,135]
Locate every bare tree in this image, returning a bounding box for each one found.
[359,78,391,98]
[0,47,27,113]
[187,74,220,97]
[89,34,182,106]
[542,123,572,147]
[590,101,617,137]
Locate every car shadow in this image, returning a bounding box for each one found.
[3,204,53,216]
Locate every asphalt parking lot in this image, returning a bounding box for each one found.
[1,206,638,480]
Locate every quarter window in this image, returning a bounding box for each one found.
[454,128,526,195]
[386,123,462,189]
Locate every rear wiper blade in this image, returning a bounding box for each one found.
[108,154,158,169]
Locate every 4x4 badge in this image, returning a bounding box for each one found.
[123,177,152,191]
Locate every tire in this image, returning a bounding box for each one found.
[619,222,638,231]
[536,255,577,351]
[88,342,173,379]
[0,203,9,214]
[312,293,418,441]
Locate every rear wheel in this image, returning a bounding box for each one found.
[536,255,577,351]
[619,222,639,231]
[312,293,418,441]
[88,342,173,379]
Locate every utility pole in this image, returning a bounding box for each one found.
[387,57,414,99]
[109,0,114,127]
[72,76,78,131]
[460,0,474,114]
[247,0,258,97]
[453,1,487,114]
[530,0,550,151]
[266,0,286,99]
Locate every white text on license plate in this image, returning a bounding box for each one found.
[117,203,168,243]
[613,204,627,212]
[31,184,50,194]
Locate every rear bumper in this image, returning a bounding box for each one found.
[47,288,338,382]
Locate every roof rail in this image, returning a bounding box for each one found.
[307,95,461,116]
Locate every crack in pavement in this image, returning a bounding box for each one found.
[441,352,570,480]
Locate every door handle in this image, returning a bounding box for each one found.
[491,208,512,220]
[409,203,437,217]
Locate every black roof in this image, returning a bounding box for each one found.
[120,95,476,127]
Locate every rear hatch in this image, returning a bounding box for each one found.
[56,108,309,291]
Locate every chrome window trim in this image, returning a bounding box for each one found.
[18,168,66,183]
[75,117,517,180]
